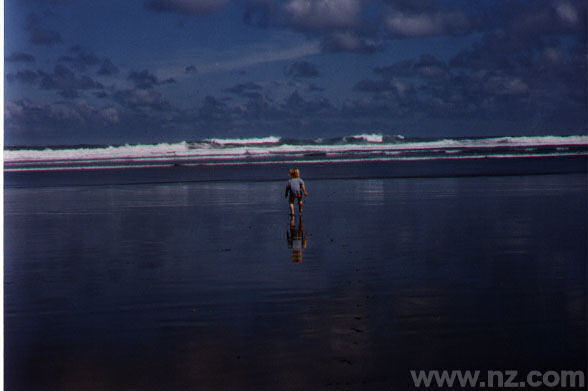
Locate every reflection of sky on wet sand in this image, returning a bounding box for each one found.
[357,179,385,206]
[4,174,586,389]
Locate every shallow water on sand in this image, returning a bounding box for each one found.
[4,174,586,390]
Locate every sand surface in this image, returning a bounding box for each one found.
[4,175,586,390]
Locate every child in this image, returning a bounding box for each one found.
[285,168,308,216]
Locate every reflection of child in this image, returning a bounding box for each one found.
[287,215,307,263]
[285,168,308,216]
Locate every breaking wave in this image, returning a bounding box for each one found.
[4,134,588,172]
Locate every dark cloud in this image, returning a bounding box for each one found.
[25,12,63,46]
[161,77,177,86]
[243,0,279,28]
[6,70,40,85]
[6,52,36,63]
[198,88,282,125]
[354,79,387,93]
[5,1,586,143]
[320,32,381,53]
[5,99,121,144]
[354,45,584,132]
[128,70,176,89]
[242,92,280,121]
[114,88,172,111]
[375,55,450,81]
[243,0,376,54]
[341,95,409,119]
[487,0,585,41]
[58,46,101,71]
[97,59,120,76]
[224,82,263,97]
[442,1,586,122]
[341,0,586,132]
[283,90,333,116]
[241,0,481,54]
[38,64,104,98]
[450,1,587,73]
[188,86,342,136]
[5,94,196,145]
[198,95,231,121]
[384,9,471,38]
[415,71,532,120]
[380,0,438,12]
[284,0,362,31]
[245,0,362,31]
[284,61,319,78]
[94,91,109,99]
[57,47,119,76]
[308,84,325,92]
[129,70,158,89]
[185,65,198,74]
[354,79,412,94]
[145,0,229,15]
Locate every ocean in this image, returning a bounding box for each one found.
[4,134,587,390]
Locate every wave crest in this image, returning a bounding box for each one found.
[4,134,587,171]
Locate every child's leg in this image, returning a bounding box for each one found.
[298,199,303,213]
[289,202,295,215]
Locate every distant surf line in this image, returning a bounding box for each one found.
[5,141,587,164]
[5,151,586,173]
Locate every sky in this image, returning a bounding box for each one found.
[3,0,587,146]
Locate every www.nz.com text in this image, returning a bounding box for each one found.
[410,369,585,388]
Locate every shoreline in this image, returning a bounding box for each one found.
[4,154,587,189]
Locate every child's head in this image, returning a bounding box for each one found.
[289,168,300,178]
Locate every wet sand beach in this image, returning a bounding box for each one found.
[4,174,586,390]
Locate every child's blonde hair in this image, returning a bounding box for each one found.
[289,168,300,178]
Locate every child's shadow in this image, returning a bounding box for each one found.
[286,215,308,263]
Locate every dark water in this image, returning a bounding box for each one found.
[4,172,587,390]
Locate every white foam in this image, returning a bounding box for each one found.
[4,134,587,166]
[203,136,282,145]
[349,133,384,143]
